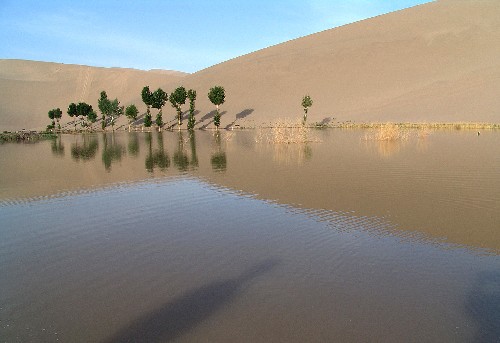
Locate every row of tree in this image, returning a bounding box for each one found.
[48,85,226,132]
[48,87,315,131]
[141,85,225,131]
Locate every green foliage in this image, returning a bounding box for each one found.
[98,91,111,116]
[125,104,139,122]
[87,110,98,123]
[101,115,106,130]
[155,112,163,128]
[169,86,188,126]
[213,112,221,128]
[76,102,93,118]
[208,86,225,129]
[151,88,168,111]
[67,103,77,117]
[48,108,63,130]
[141,86,153,107]
[187,89,197,130]
[208,86,225,107]
[301,95,313,122]
[144,113,152,127]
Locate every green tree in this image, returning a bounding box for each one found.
[67,102,78,131]
[125,104,139,132]
[76,102,94,130]
[208,86,225,129]
[187,89,197,130]
[301,95,313,123]
[142,86,153,129]
[87,110,98,128]
[151,88,167,131]
[108,98,123,131]
[169,86,188,128]
[48,109,56,131]
[48,108,63,131]
[98,91,111,131]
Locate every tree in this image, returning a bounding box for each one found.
[301,95,313,123]
[76,102,94,130]
[144,113,152,128]
[169,86,187,128]
[125,104,139,132]
[98,91,111,131]
[67,102,78,131]
[187,89,197,130]
[48,109,56,131]
[48,108,63,131]
[87,110,98,127]
[208,86,225,129]
[108,98,123,131]
[142,86,153,129]
[151,88,167,131]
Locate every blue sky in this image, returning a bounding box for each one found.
[0,0,430,73]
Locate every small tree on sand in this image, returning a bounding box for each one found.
[151,88,167,131]
[98,91,111,131]
[142,86,153,129]
[187,89,197,130]
[169,86,188,128]
[48,108,62,131]
[208,86,225,129]
[125,104,139,131]
[67,102,78,131]
[301,95,313,123]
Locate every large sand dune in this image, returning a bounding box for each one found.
[1,0,499,131]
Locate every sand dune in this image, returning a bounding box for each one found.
[0,60,188,131]
[1,0,499,131]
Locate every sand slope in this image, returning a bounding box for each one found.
[1,0,499,130]
[0,60,188,131]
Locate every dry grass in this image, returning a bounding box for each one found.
[333,122,500,130]
[363,123,410,141]
[255,119,320,144]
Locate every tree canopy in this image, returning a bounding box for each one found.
[208,86,225,107]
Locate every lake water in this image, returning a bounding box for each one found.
[1,130,499,342]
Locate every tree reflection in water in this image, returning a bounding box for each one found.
[211,131,227,172]
[51,134,65,157]
[101,133,125,172]
[145,132,170,173]
[128,132,139,157]
[71,135,98,161]
[173,131,189,172]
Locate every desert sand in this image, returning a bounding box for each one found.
[1,0,499,131]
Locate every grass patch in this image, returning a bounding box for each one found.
[0,131,57,143]
[363,123,410,141]
[255,119,320,144]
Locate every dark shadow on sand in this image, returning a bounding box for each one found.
[199,111,227,129]
[225,109,254,129]
[103,259,280,343]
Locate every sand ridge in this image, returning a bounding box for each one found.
[1,0,499,130]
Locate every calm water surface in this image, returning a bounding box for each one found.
[1,130,499,342]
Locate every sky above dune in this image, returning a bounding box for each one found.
[0,0,430,73]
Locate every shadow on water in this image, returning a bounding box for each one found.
[103,259,280,343]
[466,271,500,342]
